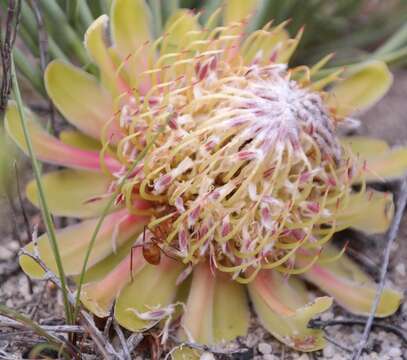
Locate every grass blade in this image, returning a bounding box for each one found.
[0,304,71,357]
[66,0,78,25]
[13,48,45,96]
[149,0,163,38]
[10,56,73,325]
[162,0,179,23]
[39,0,89,64]
[375,22,407,56]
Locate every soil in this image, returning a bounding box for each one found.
[1,72,407,359]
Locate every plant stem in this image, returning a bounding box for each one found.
[73,122,167,320]
[10,56,73,325]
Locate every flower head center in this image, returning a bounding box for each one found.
[112,40,355,281]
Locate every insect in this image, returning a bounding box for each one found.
[129,214,179,280]
[141,226,162,265]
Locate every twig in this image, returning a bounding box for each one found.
[104,315,113,338]
[280,344,285,360]
[310,319,407,345]
[324,335,353,354]
[3,182,22,246]
[28,281,47,320]
[14,161,34,294]
[126,333,143,354]
[0,304,77,358]
[352,175,407,359]
[0,315,84,334]
[0,347,20,360]
[0,0,21,118]
[19,249,121,360]
[114,320,131,360]
[29,0,56,133]
[14,161,32,245]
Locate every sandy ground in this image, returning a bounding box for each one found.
[0,72,407,359]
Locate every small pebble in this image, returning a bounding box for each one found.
[258,342,272,354]
[388,347,402,357]
[395,263,406,276]
[320,311,334,321]
[0,245,14,260]
[263,355,278,360]
[200,352,215,360]
[323,344,335,358]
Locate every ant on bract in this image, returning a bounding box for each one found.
[129,214,180,281]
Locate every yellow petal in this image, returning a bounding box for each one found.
[223,0,259,25]
[327,60,393,117]
[85,15,125,96]
[213,272,249,342]
[81,247,146,317]
[301,245,402,317]
[78,237,135,284]
[341,136,390,159]
[110,0,153,93]
[342,137,407,182]
[336,190,394,234]
[19,211,147,278]
[242,24,289,64]
[179,263,249,345]
[111,0,151,57]
[45,60,113,139]
[171,348,201,360]
[364,147,407,182]
[26,170,113,218]
[248,270,332,352]
[5,102,119,171]
[59,130,102,152]
[114,258,183,331]
[161,10,202,55]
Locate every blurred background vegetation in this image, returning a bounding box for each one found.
[1,0,407,102]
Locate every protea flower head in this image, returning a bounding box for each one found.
[6,0,407,355]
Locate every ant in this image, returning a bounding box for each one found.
[129,217,180,281]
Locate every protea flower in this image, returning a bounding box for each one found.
[5,0,406,355]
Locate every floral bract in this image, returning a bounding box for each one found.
[6,0,406,355]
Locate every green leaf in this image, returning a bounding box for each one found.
[327,61,393,117]
[179,263,249,344]
[114,258,183,331]
[248,270,332,352]
[45,60,113,139]
[20,211,147,278]
[336,190,394,234]
[26,169,113,218]
[301,245,402,317]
